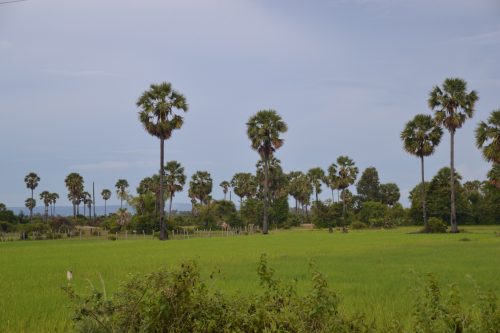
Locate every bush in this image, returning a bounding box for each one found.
[0,221,15,233]
[351,221,368,230]
[426,217,448,233]
[65,257,500,333]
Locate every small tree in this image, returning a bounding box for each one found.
[115,179,129,209]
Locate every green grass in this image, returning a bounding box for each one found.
[1,226,499,332]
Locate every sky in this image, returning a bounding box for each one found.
[0,0,499,208]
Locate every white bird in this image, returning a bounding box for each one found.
[67,271,73,281]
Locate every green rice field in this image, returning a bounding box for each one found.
[1,226,499,332]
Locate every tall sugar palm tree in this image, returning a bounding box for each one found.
[101,189,111,216]
[231,173,256,206]
[24,172,40,222]
[246,110,288,234]
[65,173,84,218]
[81,191,91,217]
[476,110,500,187]
[326,163,339,202]
[401,114,443,231]
[39,191,51,221]
[189,171,213,205]
[49,192,59,217]
[25,198,36,218]
[336,156,358,232]
[164,161,186,219]
[429,78,478,233]
[307,167,325,203]
[219,181,230,200]
[115,179,129,209]
[137,82,188,240]
[287,171,304,214]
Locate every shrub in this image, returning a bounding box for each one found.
[351,221,368,230]
[426,217,448,233]
[0,221,15,232]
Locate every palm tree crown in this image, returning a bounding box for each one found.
[401,114,443,158]
[475,110,500,164]
[137,82,188,140]
[24,172,40,192]
[429,78,478,133]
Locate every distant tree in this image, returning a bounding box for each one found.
[84,196,93,219]
[307,167,325,203]
[189,171,213,205]
[295,174,313,223]
[326,164,339,202]
[247,110,288,234]
[101,189,111,216]
[0,202,6,212]
[401,114,443,231]
[429,78,478,233]
[81,191,91,217]
[164,161,186,219]
[335,156,359,232]
[256,157,288,201]
[137,81,188,240]
[231,173,257,205]
[219,181,230,201]
[65,173,84,218]
[476,110,500,187]
[356,167,381,202]
[24,172,40,221]
[49,192,59,216]
[379,183,400,207]
[39,191,51,221]
[287,171,304,213]
[115,179,129,209]
[24,198,36,218]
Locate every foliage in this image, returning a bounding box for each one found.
[240,198,263,227]
[379,183,400,206]
[426,217,447,233]
[357,167,381,202]
[189,171,213,205]
[310,201,342,229]
[66,256,499,333]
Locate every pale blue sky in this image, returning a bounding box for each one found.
[0,0,499,208]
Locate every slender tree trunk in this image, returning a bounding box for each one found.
[450,130,458,233]
[83,204,86,217]
[159,139,167,240]
[315,190,319,203]
[331,188,334,202]
[169,193,173,220]
[104,200,107,216]
[262,155,270,234]
[224,192,227,201]
[421,155,428,232]
[229,190,232,202]
[120,197,123,209]
[45,205,48,222]
[92,182,96,221]
[295,198,298,214]
[73,202,76,219]
[342,190,347,233]
[88,205,91,219]
[30,189,33,222]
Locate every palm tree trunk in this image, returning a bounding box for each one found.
[159,138,167,240]
[104,200,107,216]
[262,156,270,234]
[342,190,347,233]
[169,193,173,220]
[421,155,428,232]
[120,197,123,209]
[331,188,334,202]
[295,198,298,214]
[450,130,458,233]
[30,189,33,222]
[315,190,319,203]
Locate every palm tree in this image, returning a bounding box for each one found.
[49,192,59,217]
[84,197,93,219]
[115,179,129,209]
[231,173,256,206]
[287,171,304,213]
[0,203,6,212]
[25,198,36,218]
[101,189,111,216]
[189,171,213,205]
[429,78,478,233]
[326,163,339,202]
[39,191,51,221]
[24,172,40,221]
[65,173,84,218]
[81,191,91,217]
[296,174,313,223]
[307,167,325,203]
[137,82,188,240]
[335,156,359,232]
[401,114,443,231]
[164,161,186,219]
[219,181,230,200]
[246,110,288,234]
[476,110,500,187]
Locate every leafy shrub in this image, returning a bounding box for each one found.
[0,221,15,232]
[351,221,368,230]
[426,217,448,233]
